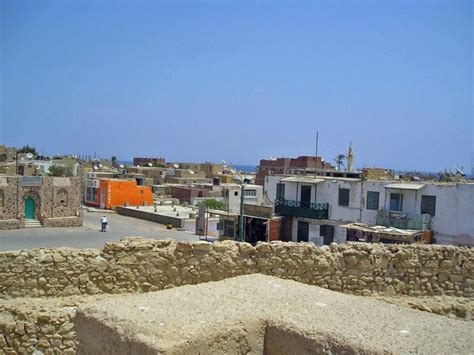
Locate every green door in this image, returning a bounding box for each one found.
[25,198,35,219]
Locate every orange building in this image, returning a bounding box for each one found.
[84,178,153,209]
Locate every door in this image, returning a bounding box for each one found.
[100,188,106,209]
[320,225,335,245]
[300,185,311,208]
[297,221,309,242]
[25,197,35,219]
[389,193,403,211]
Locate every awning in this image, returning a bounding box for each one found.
[384,183,425,190]
[340,222,422,237]
[281,177,325,184]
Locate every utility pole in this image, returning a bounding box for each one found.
[239,183,245,242]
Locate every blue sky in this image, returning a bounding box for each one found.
[1,0,472,171]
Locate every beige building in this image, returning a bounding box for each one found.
[0,145,17,162]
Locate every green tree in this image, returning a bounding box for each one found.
[200,199,228,211]
[48,165,73,177]
[111,156,117,167]
[334,154,346,171]
[18,145,37,155]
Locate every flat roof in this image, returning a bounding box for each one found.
[281,177,325,184]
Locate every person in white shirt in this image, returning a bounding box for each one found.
[100,216,108,232]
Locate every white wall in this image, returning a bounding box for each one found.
[222,184,264,214]
[291,218,347,245]
[264,175,282,202]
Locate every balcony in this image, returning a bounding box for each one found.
[376,209,431,231]
[274,199,329,220]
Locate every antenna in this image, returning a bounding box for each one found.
[315,131,319,177]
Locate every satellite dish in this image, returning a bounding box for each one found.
[173,163,179,168]
[188,169,195,175]
[99,164,103,168]
[93,166,98,170]
[234,175,243,183]
[137,164,140,167]
[26,153,33,159]
[455,166,465,176]
[119,164,124,169]
[148,162,153,167]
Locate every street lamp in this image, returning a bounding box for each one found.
[235,175,247,242]
[239,182,245,242]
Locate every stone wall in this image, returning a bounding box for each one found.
[42,216,83,228]
[1,300,77,354]
[0,219,20,230]
[1,239,473,298]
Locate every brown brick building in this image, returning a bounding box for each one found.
[256,156,333,185]
[133,157,166,166]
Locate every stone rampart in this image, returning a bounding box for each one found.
[1,238,473,299]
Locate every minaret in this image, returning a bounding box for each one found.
[347,143,353,172]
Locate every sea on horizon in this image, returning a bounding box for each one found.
[119,160,257,173]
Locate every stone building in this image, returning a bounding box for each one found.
[0,144,17,162]
[0,175,83,229]
[256,156,333,186]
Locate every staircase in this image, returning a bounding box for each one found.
[24,219,43,228]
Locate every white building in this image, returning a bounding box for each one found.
[189,183,265,214]
[265,175,474,246]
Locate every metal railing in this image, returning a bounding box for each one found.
[274,199,329,219]
[376,209,431,231]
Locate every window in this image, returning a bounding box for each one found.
[234,191,238,196]
[86,187,99,202]
[320,225,334,245]
[366,191,379,210]
[338,188,350,206]
[389,193,403,211]
[276,183,285,200]
[0,190,4,207]
[244,189,257,197]
[421,195,436,216]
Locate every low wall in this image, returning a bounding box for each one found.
[0,219,20,230]
[1,239,473,299]
[43,216,83,228]
[115,206,183,228]
[1,300,76,354]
